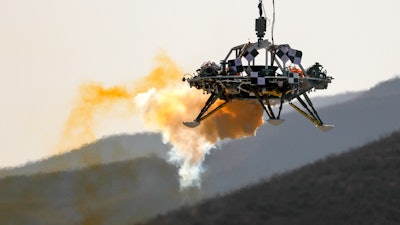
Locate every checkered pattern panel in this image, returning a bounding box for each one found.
[287,49,302,65]
[250,71,267,86]
[276,45,290,63]
[277,45,303,65]
[243,47,259,62]
[228,58,244,73]
[289,72,299,84]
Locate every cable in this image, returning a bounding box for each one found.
[262,1,266,17]
[271,0,275,45]
[270,0,276,66]
[262,1,271,26]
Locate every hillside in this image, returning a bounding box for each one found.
[141,129,400,225]
[0,133,169,178]
[0,157,183,225]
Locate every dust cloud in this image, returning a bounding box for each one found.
[57,51,264,187]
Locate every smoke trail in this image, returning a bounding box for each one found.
[56,83,134,154]
[57,51,264,188]
[56,52,179,154]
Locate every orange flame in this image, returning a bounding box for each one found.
[57,51,264,187]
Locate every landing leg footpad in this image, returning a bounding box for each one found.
[183,121,200,128]
[316,124,334,132]
[268,119,285,126]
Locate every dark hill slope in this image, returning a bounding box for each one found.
[142,130,400,225]
[202,77,400,195]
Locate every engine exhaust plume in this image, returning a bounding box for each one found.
[138,90,264,187]
[57,51,264,188]
[56,83,133,154]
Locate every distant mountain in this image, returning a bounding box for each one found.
[301,90,361,109]
[141,129,400,225]
[0,133,170,178]
[362,76,400,98]
[0,80,363,178]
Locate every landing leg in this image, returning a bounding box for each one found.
[251,87,284,126]
[277,92,285,119]
[251,86,272,119]
[268,93,286,126]
[290,93,334,131]
[266,99,276,119]
[303,93,323,124]
[183,90,227,128]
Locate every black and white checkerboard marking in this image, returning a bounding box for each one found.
[277,46,303,65]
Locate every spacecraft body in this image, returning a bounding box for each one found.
[183,7,333,131]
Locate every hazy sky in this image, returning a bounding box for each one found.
[1,0,399,167]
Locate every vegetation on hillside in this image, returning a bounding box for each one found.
[141,130,400,225]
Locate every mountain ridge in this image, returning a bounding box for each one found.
[0,132,169,178]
